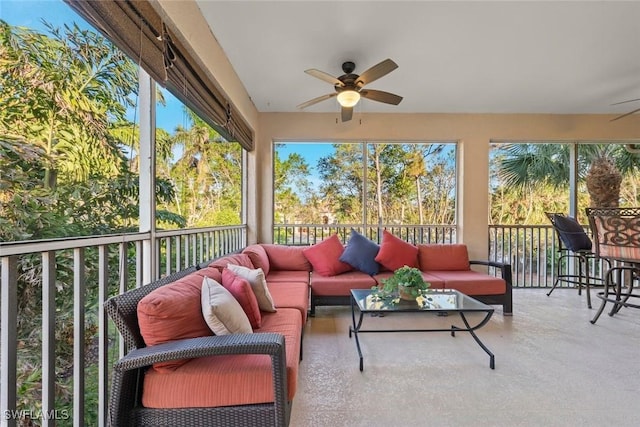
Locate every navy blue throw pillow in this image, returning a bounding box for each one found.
[553,214,592,252]
[339,229,381,275]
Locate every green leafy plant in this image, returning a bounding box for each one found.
[375,265,431,300]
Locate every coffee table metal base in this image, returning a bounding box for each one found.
[348,294,495,371]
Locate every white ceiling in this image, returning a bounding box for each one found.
[195,1,640,116]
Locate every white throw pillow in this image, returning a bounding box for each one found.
[226,263,277,312]
[201,276,252,335]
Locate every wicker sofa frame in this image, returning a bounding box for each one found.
[105,264,292,427]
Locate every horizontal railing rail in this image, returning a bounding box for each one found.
[273,224,457,245]
[0,225,245,427]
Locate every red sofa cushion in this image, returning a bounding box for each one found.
[302,234,353,277]
[242,244,271,276]
[142,308,302,408]
[418,244,470,271]
[310,271,377,296]
[429,270,506,295]
[137,272,213,371]
[267,281,309,323]
[209,253,254,272]
[193,266,223,283]
[266,270,310,283]
[375,230,419,271]
[262,244,312,271]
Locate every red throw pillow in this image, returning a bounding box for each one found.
[375,230,419,271]
[221,268,262,329]
[303,234,353,277]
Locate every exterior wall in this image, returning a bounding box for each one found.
[256,112,640,260]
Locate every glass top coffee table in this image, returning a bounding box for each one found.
[349,288,495,371]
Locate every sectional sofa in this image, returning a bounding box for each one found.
[301,230,513,316]
[105,230,511,426]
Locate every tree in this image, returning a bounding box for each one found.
[491,142,639,224]
[273,147,312,224]
[165,109,242,227]
[0,20,138,188]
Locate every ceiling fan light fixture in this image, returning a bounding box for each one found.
[337,90,360,107]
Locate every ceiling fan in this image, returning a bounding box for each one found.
[297,59,403,122]
[610,98,640,121]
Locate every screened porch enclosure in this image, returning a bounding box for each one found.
[2,0,640,426]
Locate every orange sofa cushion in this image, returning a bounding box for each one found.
[141,308,302,408]
[193,266,223,283]
[310,271,377,296]
[375,230,419,271]
[418,244,470,271]
[266,270,310,283]
[262,244,312,271]
[208,253,254,272]
[137,272,213,371]
[429,270,506,295]
[266,281,310,323]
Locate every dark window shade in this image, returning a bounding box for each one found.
[63,0,254,151]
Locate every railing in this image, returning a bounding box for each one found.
[488,224,612,288]
[273,224,457,245]
[0,225,245,427]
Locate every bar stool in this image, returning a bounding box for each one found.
[545,212,606,308]
[586,207,640,324]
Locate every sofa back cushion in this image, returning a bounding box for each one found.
[137,271,213,371]
[374,229,419,271]
[242,244,271,276]
[262,244,312,271]
[208,253,254,272]
[418,244,470,271]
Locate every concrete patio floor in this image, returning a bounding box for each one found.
[290,288,640,427]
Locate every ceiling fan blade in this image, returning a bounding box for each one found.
[610,106,640,122]
[296,93,337,109]
[356,59,398,87]
[611,98,640,106]
[341,106,353,122]
[360,89,403,105]
[305,69,344,87]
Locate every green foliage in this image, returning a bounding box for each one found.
[491,143,639,224]
[381,266,430,292]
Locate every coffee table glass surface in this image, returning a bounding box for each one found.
[351,288,492,313]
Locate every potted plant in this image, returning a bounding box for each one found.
[380,265,431,301]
